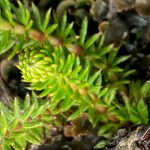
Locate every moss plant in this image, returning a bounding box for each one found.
[0,0,149,149]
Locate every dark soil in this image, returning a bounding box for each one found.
[1,1,150,150]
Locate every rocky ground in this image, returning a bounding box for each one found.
[0,0,150,149]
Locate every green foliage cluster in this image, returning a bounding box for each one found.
[0,0,149,149]
[0,93,51,150]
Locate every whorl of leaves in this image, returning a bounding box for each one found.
[0,0,149,149]
[0,93,52,150]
